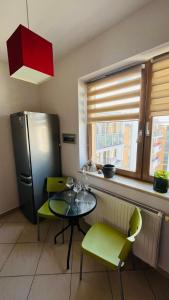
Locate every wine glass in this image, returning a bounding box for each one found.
[73,181,82,202]
[66,177,74,197]
[81,169,89,191]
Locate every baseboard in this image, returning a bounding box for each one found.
[157,267,169,279]
[0,206,19,218]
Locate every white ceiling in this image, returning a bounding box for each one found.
[0,0,153,62]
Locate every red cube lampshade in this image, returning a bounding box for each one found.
[6,24,54,84]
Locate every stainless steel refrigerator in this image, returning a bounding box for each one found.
[10,111,61,223]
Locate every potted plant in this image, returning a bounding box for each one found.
[153,170,169,193]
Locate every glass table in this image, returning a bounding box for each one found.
[48,189,97,269]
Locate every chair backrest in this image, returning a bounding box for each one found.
[47,177,67,193]
[128,207,142,241]
[119,207,142,262]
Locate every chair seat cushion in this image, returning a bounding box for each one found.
[82,223,127,269]
[37,201,57,219]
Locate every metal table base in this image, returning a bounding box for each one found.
[54,218,85,269]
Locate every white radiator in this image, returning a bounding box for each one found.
[85,187,163,267]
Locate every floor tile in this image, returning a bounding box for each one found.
[0,209,29,223]
[145,269,169,300]
[123,254,150,271]
[17,221,50,243]
[45,221,63,243]
[132,255,150,271]
[64,225,84,242]
[28,274,71,300]
[72,241,107,273]
[1,243,42,276]
[108,271,121,300]
[0,244,14,270]
[36,243,71,274]
[0,223,24,243]
[0,208,168,300]
[70,272,112,300]
[0,276,33,300]
[109,270,155,300]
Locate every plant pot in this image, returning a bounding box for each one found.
[102,164,116,178]
[153,177,168,193]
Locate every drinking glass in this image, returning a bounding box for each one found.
[73,181,82,202]
[81,169,89,190]
[66,177,74,197]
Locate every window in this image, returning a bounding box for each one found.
[87,65,145,179]
[150,116,169,175]
[87,54,169,181]
[143,56,169,181]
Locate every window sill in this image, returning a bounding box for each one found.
[82,171,169,201]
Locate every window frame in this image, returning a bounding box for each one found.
[87,65,147,180]
[87,57,169,182]
[142,62,154,182]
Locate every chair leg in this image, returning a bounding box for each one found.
[80,251,83,280]
[118,265,124,300]
[37,214,40,241]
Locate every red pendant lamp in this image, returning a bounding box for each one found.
[6,1,54,84]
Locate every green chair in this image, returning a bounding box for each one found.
[80,207,142,300]
[37,177,67,241]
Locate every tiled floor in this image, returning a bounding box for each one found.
[0,209,169,300]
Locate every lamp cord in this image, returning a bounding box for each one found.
[26,0,30,29]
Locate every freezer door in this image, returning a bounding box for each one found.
[10,113,31,177]
[18,177,35,223]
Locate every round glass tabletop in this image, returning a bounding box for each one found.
[49,190,97,218]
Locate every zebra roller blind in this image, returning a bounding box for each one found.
[87,65,143,123]
[150,55,169,117]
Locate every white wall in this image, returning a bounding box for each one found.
[39,0,169,178]
[0,61,40,214]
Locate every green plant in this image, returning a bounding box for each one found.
[154,170,169,180]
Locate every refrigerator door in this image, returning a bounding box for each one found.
[10,113,31,177]
[27,112,61,211]
[11,113,35,222]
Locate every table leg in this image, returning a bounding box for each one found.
[67,223,74,269]
[77,220,86,235]
[54,223,70,244]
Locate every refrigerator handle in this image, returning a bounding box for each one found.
[19,179,32,187]
[20,174,32,181]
